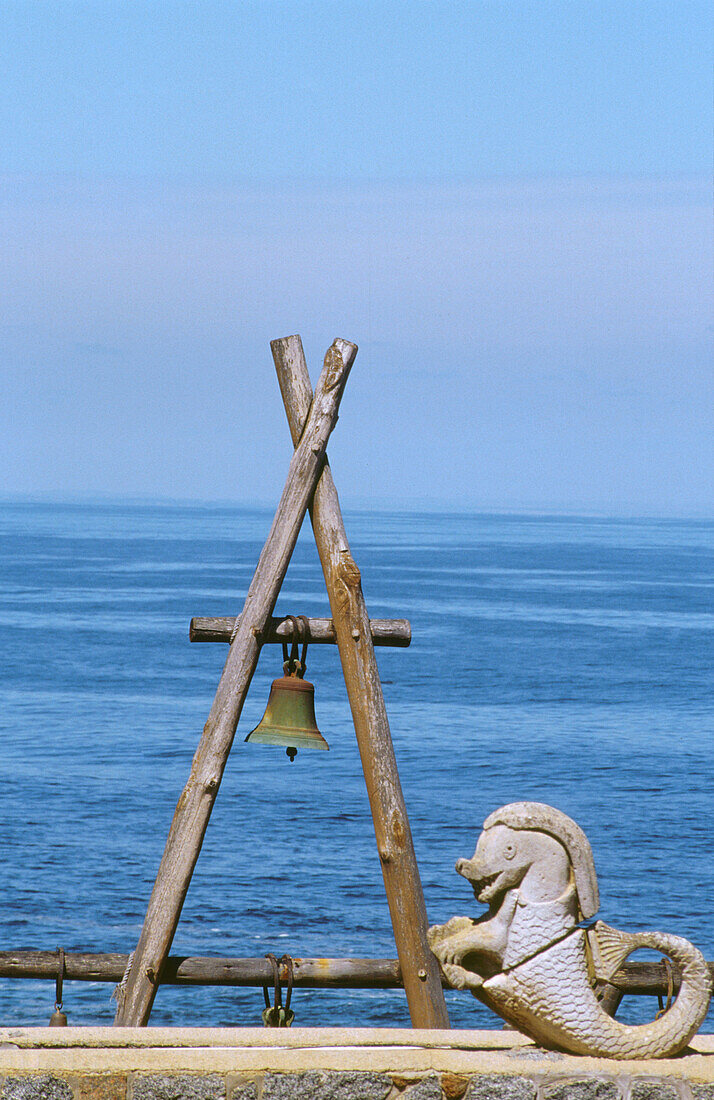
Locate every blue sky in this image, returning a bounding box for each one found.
[2,1,712,513]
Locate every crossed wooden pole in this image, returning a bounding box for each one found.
[113,336,449,1029]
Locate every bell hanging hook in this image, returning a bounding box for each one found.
[281,615,309,679]
[49,946,68,1026]
[260,953,295,1027]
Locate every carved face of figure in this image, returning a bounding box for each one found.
[456,824,533,904]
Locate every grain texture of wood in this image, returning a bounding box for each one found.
[0,951,686,995]
[0,953,403,988]
[595,981,625,1017]
[189,615,411,647]
[113,340,356,1027]
[271,334,450,1029]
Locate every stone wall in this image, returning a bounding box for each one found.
[6,1068,714,1100]
[1,1029,713,1100]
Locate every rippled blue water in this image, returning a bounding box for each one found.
[0,501,712,1030]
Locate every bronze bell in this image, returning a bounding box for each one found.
[245,674,328,761]
[49,1006,68,1027]
[245,616,328,761]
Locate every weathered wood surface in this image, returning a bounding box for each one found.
[0,953,130,983]
[595,980,625,1017]
[272,334,450,1030]
[0,953,402,988]
[190,615,411,647]
[113,340,356,1027]
[0,951,696,995]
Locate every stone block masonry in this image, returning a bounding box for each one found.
[0,1030,713,1100]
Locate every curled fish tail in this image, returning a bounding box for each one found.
[482,925,711,1060]
[586,922,712,1059]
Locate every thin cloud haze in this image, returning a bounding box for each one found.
[2,175,711,513]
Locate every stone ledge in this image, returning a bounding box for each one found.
[0,1031,711,1100]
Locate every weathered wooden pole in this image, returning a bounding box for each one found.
[0,949,695,997]
[0,952,405,988]
[190,615,411,647]
[272,335,450,1029]
[114,339,356,1026]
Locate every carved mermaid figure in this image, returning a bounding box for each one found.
[428,802,711,1058]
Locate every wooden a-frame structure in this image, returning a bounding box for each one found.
[113,336,449,1029]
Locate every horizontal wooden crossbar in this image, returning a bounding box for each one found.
[0,952,701,996]
[189,616,411,647]
[0,953,400,987]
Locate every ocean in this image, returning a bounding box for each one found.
[0,500,712,1029]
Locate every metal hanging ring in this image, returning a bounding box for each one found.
[281,616,299,674]
[265,952,282,1010]
[289,616,300,673]
[279,954,293,1013]
[297,615,309,676]
[55,946,65,1010]
[656,957,675,1019]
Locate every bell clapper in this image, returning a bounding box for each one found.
[286,747,297,762]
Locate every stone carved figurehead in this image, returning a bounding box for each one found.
[428,801,711,1059]
[458,802,599,918]
[457,823,570,907]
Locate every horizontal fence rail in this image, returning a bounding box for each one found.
[0,952,703,996]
